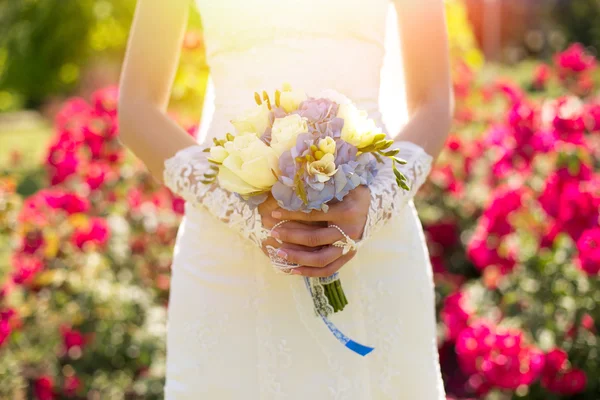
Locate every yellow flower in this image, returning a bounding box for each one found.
[209,146,229,163]
[230,103,271,135]
[306,153,337,183]
[270,114,308,155]
[317,137,336,155]
[279,84,307,113]
[337,103,380,149]
[43,231,60,258]
[217,133,280,195]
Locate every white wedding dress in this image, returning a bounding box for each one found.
[163,0,445,398]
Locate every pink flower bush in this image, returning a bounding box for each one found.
[441,291,471,340]
[71,217,110,250]
[576,228,600,275]
[417,43,600,399]
[456,321,545,392]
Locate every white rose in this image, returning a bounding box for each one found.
[230,103,271,135]
[209,146,229,163]
[270,115,308,155]
[316,89,352,105]
[217,133,279,195]
[337,103,380,149]
[280,88,307,113]
[306,153,337,183]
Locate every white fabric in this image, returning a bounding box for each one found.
[164,0,445,398]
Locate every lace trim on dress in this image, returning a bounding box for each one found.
[360,141,433,243]
[163,145,269,248]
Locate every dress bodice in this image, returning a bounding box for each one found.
[194,0,399,143]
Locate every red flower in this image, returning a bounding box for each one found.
[12,253,44,285]
[83,161,115,190]
[43,191,90,215]
[584,102,600,132]
[441,291,471,341]
[63,375,81,397]
[466,236,517,274]
[0,309,17,347]
[21,230,45,255]
[34,376,56,400]
[554,43,596,77]
[55,98,91,132]
[532,64,551,90]
[544,348,568,375]
[456,322,544,391]
[60,326,86,351]
[426,221,459,248]
[543,367,588,395]
[576,228,600,275]
[91,86,119,118]
[555,182,600,241]
[72,218,110,250]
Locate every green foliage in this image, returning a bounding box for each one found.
[0,0,203,111]
[0,1,96,108]
[552,0,600,53]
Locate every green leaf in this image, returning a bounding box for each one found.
[375,140,393,151]
[381,149,400,157]
[294,169,308,205]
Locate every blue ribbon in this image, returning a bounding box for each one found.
[303,277,375,357]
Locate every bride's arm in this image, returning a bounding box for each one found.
[119,0,315,253]
[360,0,454,240]
[391,0,454,156]
[118,0,196,182]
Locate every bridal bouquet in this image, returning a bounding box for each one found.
[202,84,409,315]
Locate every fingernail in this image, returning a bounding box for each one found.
[272,211,282,219]
[276,249,288,260]
[271,230,280,240]
[291,269,302,275]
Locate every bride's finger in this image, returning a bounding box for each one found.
[271,206,345,223]
[276,245,343,268]
[291,251,357,278]
[271,226,344,247]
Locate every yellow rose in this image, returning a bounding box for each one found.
[337,103,380,149]
[217,133,279,195]
[280,87,307,113]
[270,115,308,155]
[317,137,336,155]
[306,153,337,183]
[230,103,271,135]
[209,146,229,163]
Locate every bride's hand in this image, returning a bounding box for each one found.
[258,195,324,257]
[268,186,371,277]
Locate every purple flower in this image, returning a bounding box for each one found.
[272,129,378,212]
[295,98,339,123]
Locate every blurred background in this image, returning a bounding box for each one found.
[0,0,599,399]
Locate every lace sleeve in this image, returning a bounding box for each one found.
[360,141,433,242]
[163,146,268,248]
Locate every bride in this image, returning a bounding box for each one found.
[118,0,452,398]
